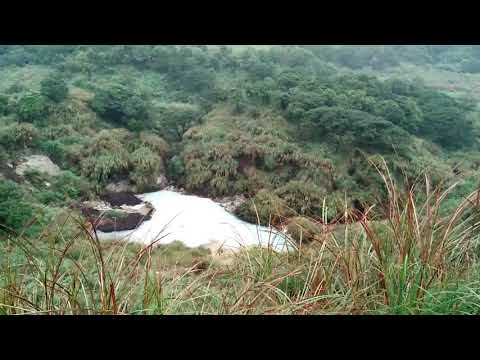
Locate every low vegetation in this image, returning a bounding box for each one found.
[1,164,479,314]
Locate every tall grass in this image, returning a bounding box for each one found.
[1,161,480,314]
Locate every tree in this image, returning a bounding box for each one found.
[375,100,407,127]
[461,59,480,73]
[417,91,475,149]
[129,45,154,66]
[230,88,248,114]
[245,80,275,105]
[248,61,274,80]
[154,104,203,141]
[62,49,96,79]
[41,72,69,102]
[394,97,424,133]
[304,107,410,153]
[91,83,149,126]
[15,94,49,122]
[167,155,185,182]
[344,90,376,112]
[0,95,9,115]
[277,70,302,90]
[386,79,414,97]
[168,67,216,99]
[146,46,173,72]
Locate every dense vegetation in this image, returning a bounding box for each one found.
[0,45,479,228]
[2,167,480,315]
[304,45,480,73]
[1,45,480,315]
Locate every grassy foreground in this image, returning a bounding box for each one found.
[1,163,480,315]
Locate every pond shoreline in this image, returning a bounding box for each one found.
[91,190,292,252]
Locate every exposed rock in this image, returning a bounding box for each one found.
[100,192,142,206]
[0,162,22,182]
[238,156,256,177]
[82,200,112,211]
[81,194,154,233]
[96,212,151,233]
[163,185,186,194]
[119,203,152,216]
[155,174,169,190]
[105,180,135,193]
[15,155,61,177]
[81,207,153,233]
[216,194,247,213]
[105,174,168,194]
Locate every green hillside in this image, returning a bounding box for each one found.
[1,45,480,315]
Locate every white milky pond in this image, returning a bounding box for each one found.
[96,191,293,252]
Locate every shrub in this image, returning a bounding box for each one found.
[24,169,49,187]
[129,146,164,190]
[52,171,92,200]
[0,180,34,232]
[80,152,130,185]
[40,72,69,102]
[274,180,326,218]
[441,176,480,215]
[138,132,169,156]
[78,129,169,189]
[153,103,203,141]
[79,129,132,183]
[0,95,9,115]
[15,94,49,123]
[5,82,25,94]
[35,190,63,205]
[26,170,91,205]
[277,272,308,299]
[285,216,321,244]
[167,155,185,182]
[0,122,40,150]
[39,140,66,164]
[235,189,292,225]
